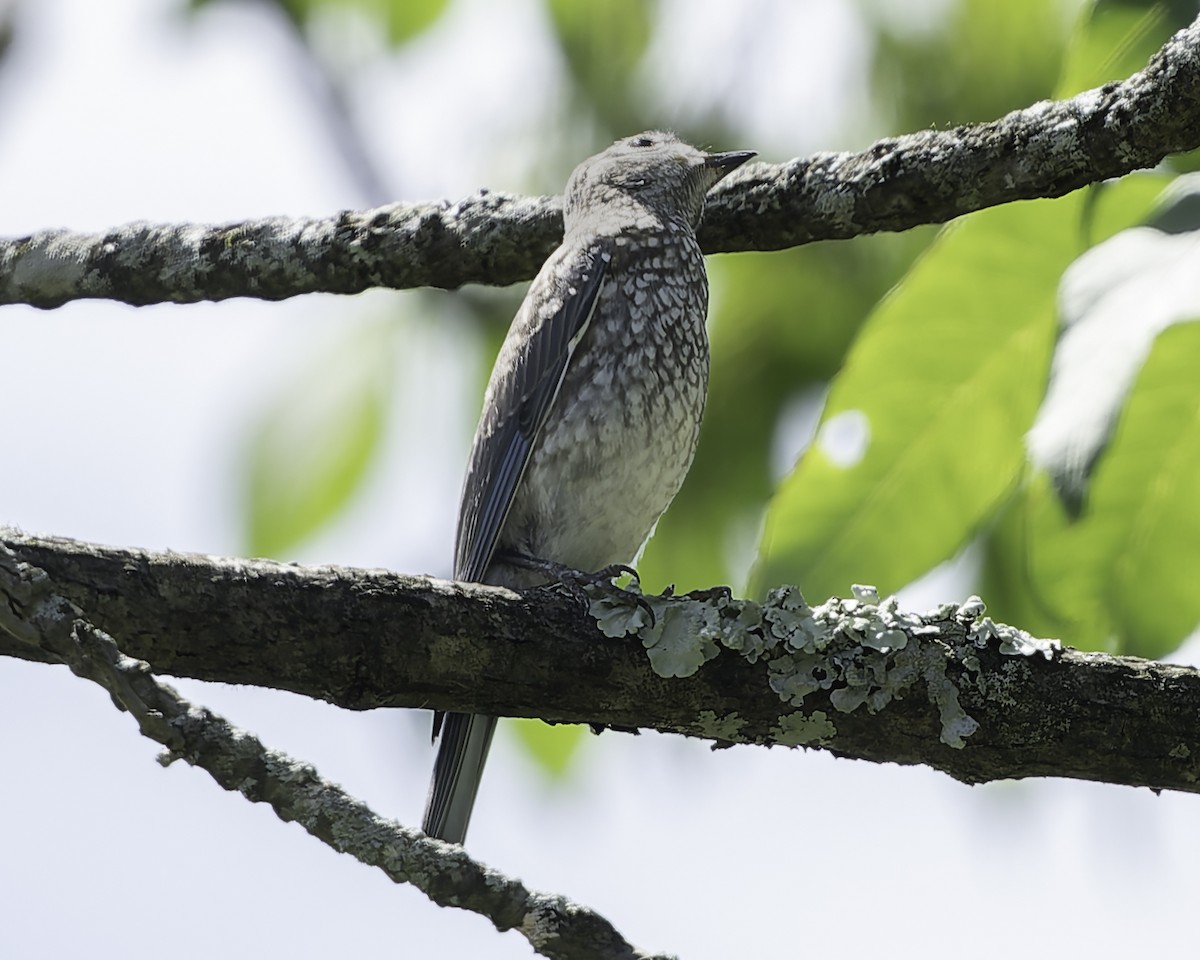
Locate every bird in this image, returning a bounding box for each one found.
[422,130,755,845]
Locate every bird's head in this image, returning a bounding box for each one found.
[563,131,755,234]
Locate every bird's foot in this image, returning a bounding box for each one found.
[497,552,657,626]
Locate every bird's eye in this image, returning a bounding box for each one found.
[630,136,653,148]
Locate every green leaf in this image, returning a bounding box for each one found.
[1091,321,1200,656]
[510,719,588,780]
[545,0,655,131]
[378,0,449,46]
[1056,0,1197,98]
[640,233,929,595]
[751,202,1061,601]
[988,321,1200,659]
[866,0,1068,131]
[243,322,394,558]
[981,474,1118,652]
[1028,188,1196,510]
[751,177,1165,602]
[207,0,448,44]
[1083,169,1176,245]
[991,175,1191,657]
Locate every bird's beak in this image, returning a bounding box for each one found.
[703,150,756,175]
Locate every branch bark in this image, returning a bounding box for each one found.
[4,14,1200,309]
[4,529,1199,797]
[0,539,661,960]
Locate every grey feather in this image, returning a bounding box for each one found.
[454,246,611,585]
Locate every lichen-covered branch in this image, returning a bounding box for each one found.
[4,15,1200,309]
[3,528,1199,796]
[0,540,666,960]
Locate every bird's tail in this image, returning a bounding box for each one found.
[422,712,498,844]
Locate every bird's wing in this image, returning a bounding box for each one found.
[453,242,611,584]
[423,244,610,843]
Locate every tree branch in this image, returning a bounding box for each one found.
[4,14,1200,309]
[0,538,667,960]
[3,528,1199,797]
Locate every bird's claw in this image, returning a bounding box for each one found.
[556,563,657,629]
[501,551,657,627]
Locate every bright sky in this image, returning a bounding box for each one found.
[1,1,1196,958]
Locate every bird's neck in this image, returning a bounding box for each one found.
[565,203,695,241]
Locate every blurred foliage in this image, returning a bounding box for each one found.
[0,6,13,66]
[753,173,1165,602]
[510,718,588,780]
[1057,0,1199,94]
[547,0,656,134]
[764,0,1200,662]
[190,0,449,46]
[212,0,1200,777]
[639,230,933,594]
[976,0,1200,660]
[242,320,394,558]
[1041,319,1200,658]
[864,0,1069,131]
[981,174,1200,659]
[985,322,1200,660]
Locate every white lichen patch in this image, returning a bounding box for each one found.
[640,602,722,677]
[716,599,773,662]
[520,898,565,951]
[924,661,979,748]
[760,588,987,747]
[592,587,720,678]
[969,612,1060,659]
[851,584,879,603]
[697,710,747,740]
[773,710,836,746]
[588,580,1059,751]
[761,584,824,652]
[957,595,987,621]
[592,590,656,638]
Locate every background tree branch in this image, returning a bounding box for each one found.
[3,14,1199,310]
[4,528,1199,798]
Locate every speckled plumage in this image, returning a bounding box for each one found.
[423,132,754,845]
[488,229,710,586]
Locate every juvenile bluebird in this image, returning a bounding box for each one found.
[423,131,754,844]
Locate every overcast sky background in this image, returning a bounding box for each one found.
[2,0,1197,957]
